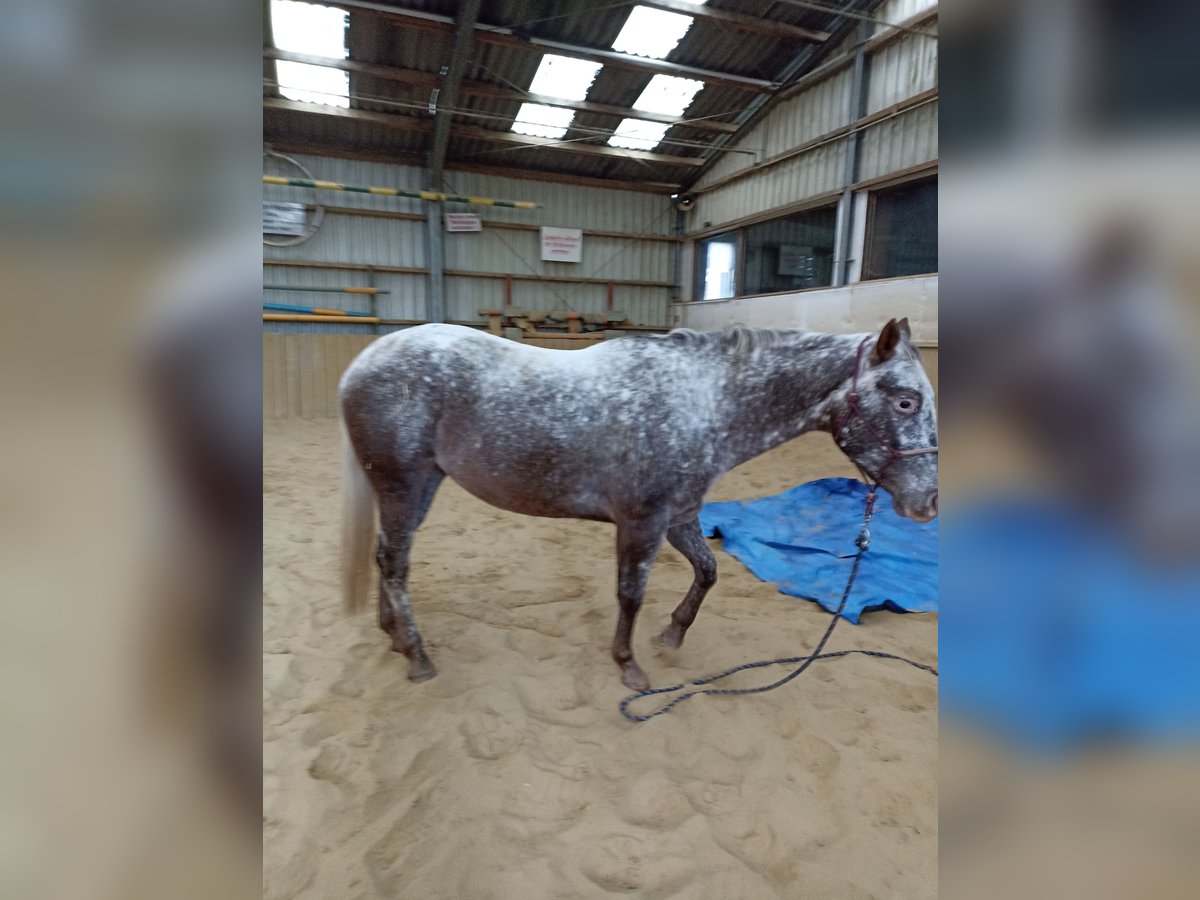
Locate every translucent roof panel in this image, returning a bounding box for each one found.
[271,1,349,107]
[271,1,347,58]
[527,55,603,103]
[632,74,705,116]
[511,103,576,140]
[607,118,671,151]
[611,7,696,60]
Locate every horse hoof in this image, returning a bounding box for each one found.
[621,667,650,692]
[407,664,437,683]
[657,627,684,649]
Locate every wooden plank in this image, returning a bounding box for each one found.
[263,334,278,419]
[261,334,273,419]
[266,258,670,287]
[317,335,334,419]
[299,334,317,419]
[284,335,301,419]
[277,335,289,420]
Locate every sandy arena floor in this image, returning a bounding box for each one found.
[264,420,937,899]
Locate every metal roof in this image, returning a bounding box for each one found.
[264,1,880,192]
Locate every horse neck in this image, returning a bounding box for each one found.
[717,333,861,469]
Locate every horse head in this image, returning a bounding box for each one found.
[832,318,939,522]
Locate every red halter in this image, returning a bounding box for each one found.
[833,336,938,485]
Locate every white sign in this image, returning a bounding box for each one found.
[540,226,583,263]
[778,244,816,277]
[263,201,308,236]
[445,213,482,232]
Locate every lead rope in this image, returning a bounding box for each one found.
[619,487,937,723]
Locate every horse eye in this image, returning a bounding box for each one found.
[893,397,917,414]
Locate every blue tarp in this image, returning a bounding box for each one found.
[939,499,1200,748]
[699,477,938,624]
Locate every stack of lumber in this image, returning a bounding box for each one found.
[478,307,629,342]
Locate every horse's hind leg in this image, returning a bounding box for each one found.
[659,518,717,649]
[376,466,444,682]
[612,516,668,691]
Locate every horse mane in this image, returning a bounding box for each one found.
[654,326,807,354]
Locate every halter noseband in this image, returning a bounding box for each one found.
[833,336,939,485]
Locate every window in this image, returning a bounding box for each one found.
[696,233,738,300]
[862,176,938,280]
[742,206,837,294]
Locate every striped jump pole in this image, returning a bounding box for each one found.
[263,302,376,318]
[263,175,539,210]
[263,284,389,295]
[263,313,380,325]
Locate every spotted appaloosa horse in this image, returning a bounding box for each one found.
[340,318,938,690]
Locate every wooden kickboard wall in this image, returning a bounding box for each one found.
[264,333,938,419]
[263,333,377,419]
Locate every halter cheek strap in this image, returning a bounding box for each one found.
[833,336,938,485]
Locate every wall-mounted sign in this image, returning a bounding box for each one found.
[445,213,482,232]
[540,226,583,263]
[263,201,308,236]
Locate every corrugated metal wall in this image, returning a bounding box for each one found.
[858,98,938,182]
[699,69,853,193]
[689,4,938,235]
[875,0,938,31]
[867,28,938,114]
[264,153,676,330]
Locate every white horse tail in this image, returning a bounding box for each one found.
[341,417,376,616]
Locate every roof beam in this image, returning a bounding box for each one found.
[638,0,830,43]
[264,99,704,167]
[465,83,740,134]
[470,29,774,91]
[428,0,481,186]
[265,47,438,88]
[354,3,774,90]
[264,141,683,193]
[263,48,740,133]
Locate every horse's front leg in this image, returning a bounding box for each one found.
[659,517,717,649]
[612,515,668,691]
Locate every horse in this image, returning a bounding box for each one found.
[340,318,938,690]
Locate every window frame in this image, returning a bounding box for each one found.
[689,198,841,302]
[693,230,740,302]
[860,173,939,282]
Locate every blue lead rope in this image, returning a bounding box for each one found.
[619,489,937,723]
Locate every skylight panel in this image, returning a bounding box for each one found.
[271,1,349,107]
[611,7,695,60]
[272,1,347,57]
[275,62,351,107]
[527,55,602,102]
[511,103,575,140]
[632,75,704,116]
[608,118,670,151]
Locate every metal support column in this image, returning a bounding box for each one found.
[833,19,873,287]
[425,198,446,323]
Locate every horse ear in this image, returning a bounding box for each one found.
[872,318,902,364]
